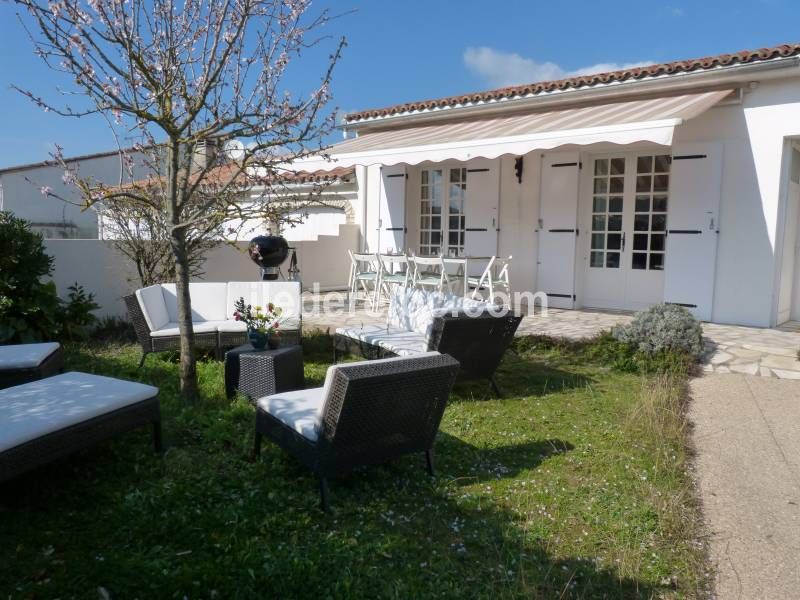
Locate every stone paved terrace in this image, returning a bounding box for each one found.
[301,293,800,379]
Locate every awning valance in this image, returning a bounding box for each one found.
[328,89,732,167]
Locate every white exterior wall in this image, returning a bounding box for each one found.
[0,152,150,239]
[45,224,359,318]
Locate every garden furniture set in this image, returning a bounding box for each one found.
[2,277,518,511]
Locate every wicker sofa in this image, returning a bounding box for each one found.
[125,281,301,366]
[334,287,521,395]
[253,352,460,511]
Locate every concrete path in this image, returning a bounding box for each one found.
[689,374,800,599]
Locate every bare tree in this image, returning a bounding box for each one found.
[14,0,344,399]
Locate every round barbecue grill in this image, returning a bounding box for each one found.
[248,235,289,280]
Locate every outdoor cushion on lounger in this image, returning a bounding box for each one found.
[0,342,63,389]
[334,325,429,356]
[0,372,162,482]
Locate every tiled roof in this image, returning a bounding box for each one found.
[344,42,800,123]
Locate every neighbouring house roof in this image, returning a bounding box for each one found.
[0,147,139,175]
[343,42,800,124]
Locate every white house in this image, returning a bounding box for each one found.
[0,149,151,239]
[296,42,800,328]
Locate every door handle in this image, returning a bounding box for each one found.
[622,232,626,252]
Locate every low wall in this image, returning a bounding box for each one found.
[45,224,359,318]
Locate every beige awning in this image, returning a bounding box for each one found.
[329,89,732,166]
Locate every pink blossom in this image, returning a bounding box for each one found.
[40,186,52,196]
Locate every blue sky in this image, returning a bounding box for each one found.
[0,0,797,168]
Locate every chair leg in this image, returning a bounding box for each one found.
[152,419,163,453]
[425,449,435,476]
[252,431,262,460]
[138,352,148,368]
[489,375,503,398]
[319,476,331,513]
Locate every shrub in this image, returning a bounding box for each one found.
[0,211,62,342]
[612,303,704,360]
[60,283,100,341]
[0,212,101,343]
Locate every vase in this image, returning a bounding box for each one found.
[248,328,268,350]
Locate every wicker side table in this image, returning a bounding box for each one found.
[224,344,304,401]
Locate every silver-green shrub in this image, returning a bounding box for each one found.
[612,303,704,359]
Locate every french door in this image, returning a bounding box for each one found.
[582,153,671,310]
[419,166,466,256]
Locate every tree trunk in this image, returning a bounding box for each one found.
[172,227,199,401]
[166,139,199,402]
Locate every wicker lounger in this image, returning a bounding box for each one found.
[0,372,161,483]
[0,342,64,390]
[254,352,460,512]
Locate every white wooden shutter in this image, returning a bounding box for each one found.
[378,164,407,253]
[664,142,723,321]
[365,165,381,252]
[537,152,580,309]
[465,158,499,271]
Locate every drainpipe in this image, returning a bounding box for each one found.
[358,164,368,251]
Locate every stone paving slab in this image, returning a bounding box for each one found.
[302,293,800,378]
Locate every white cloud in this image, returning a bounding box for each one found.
[463,47,654,88]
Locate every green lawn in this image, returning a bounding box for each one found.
[0,335,707,599]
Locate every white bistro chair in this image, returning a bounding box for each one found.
[411,255,451,293]
[376,253,410,306]
[467,255,512,304]
[348,250,380,308]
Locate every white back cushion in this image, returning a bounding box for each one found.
[226,282,262,319]
[262,281,301,320]
[161,282,228,322]
[387,287,488,338]
[136,285,169,331]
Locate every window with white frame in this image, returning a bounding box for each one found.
[632,155,669,270]
[419,166,466,255]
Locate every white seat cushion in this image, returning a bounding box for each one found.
[0,343,60,370]
[257,387,326,442]
[336,325,429,356]
[214,320,248,333]
[150,321,219,338]
[0,372,158,452]
[136,285,170,331]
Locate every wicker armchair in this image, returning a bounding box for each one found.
[253,352,460,511]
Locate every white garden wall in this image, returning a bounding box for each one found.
[45,224,359,318]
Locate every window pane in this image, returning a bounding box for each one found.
[431,232,440,245]
[632,252,647,269]
[607,233,621,250]
[609,177,624,194]
[591,233,605,249]
[608,215,622,231]
[654,155,671,173]
[652,214,667,231]
[421,186,429,200]
[650,233,665,251]
[450,169,460,183]
[590,251,604,267]
[633,233,648,250]
[609,196,623,213]
[654,174,669,192]
[421,217,430,229]
[449,231,459,244]
[421,170,428,184]
[449,216,459,230]
[635,196,650,212]
[653,196,668,212]
[432,216,440,230]
[593,178,608,194]
[592,215,606,231]
[592,196,606,213]
[594,159,608,176]
[420,232,429,245]
[637,156,653,174]
[634,214,649,231]
[636,175,651,193]
[606,252,620,268]
[610,158,625,175]
[649,253,664,270]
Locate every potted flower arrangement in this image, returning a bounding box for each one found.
[233,297,283,350]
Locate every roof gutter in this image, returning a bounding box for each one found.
[342,57,800,134]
